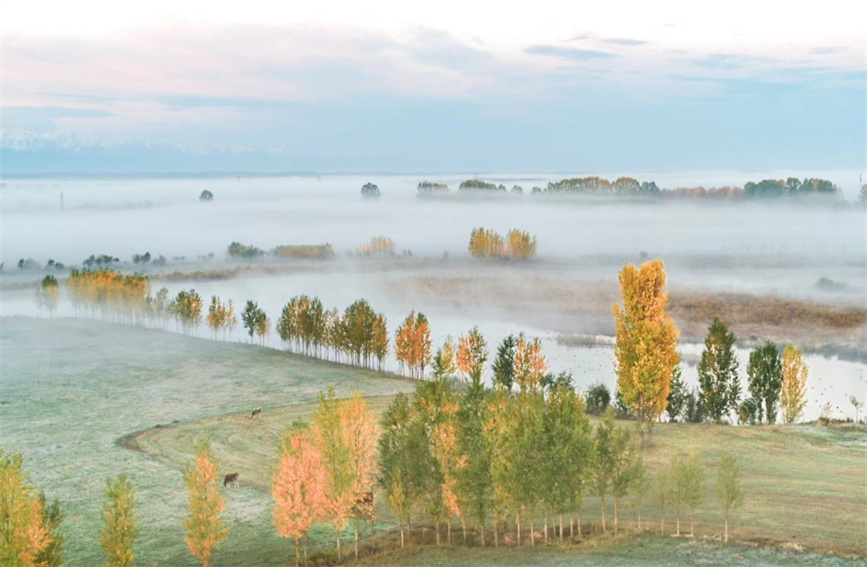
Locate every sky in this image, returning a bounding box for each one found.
[1,0,865,174]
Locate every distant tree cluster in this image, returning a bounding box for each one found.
[468,228,536,261]
[132,252,152,264]
[272,244,334,260]
[458,180,506,191]
[277,296,389,370]
[355,236,395,257]
[547,176,659,196]
[417,182,449,195]
[169,290,204,334]
[67,269,151,323]
[199,190,214,202]
[83,254,120,268]
[744,178,839,198]
[227,242,264,259]
[361,183,381,198]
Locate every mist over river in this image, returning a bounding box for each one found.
[2,172,865,421]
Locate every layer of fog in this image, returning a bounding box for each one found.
[2,173,865,421]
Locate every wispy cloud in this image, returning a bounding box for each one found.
[525,45,617,61]
[600,37,647,46]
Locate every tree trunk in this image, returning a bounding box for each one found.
[660,506,665,536]
[544,509,548,544]
[480,519,486,546]
[400,527,405,549]
[355,518,360,559]
[724,513,729,543]
[676,504,680,536]
[494,518,499,547]
[601,496,606,533]
[638,503,642,531]
[336,529,342,561]
[447,519,452,545]
[295,538,300,567]
[559,514,564,543]
[578,512,583,537]
[462,518,467,543]
[614,497,619,535]
[517,513,522,547]
[690,508,694,537]
[304,535,309,567]
[570,512,574,538]
[530,516,535,546]
[436,520,441,547]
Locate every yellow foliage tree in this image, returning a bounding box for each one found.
[100,474,137,567]
[781,345,808,424]
[0,448,50,567]
[612,259,680,439]
[507,229,537,260]
[183,440,227,567]
[513,333,548,394]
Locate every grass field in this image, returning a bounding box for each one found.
[2,316,865,566]
[0,316,415,566]
[136,397,867,559]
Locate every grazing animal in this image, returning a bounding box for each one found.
[223,473,240,487]
[251,408,262,419]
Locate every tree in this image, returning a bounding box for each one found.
[456,327,487,386]
[585,383,611,416]
[183,440,227,567]
[513,333,547,394]
[851,395,864,424]
[199,190,214,202]
[604,412,637,535]
[36,275,60,316]
[592,408,619,532]
[781,345,808,424]
[506,229,537,260]
[717,453,743,543]
[456,374,493,545]
[631,458,650,531]
[394,311,432,379]
[666,364,687,422]
[254,308,270,346]
[36,492,64,567]
[679,453,705,537]
[379,394,430,549]
[341,394,380,559]
[746,341,782,424]
[0,448,50,567]
[698,318,741,424]
[311,388,355,560]
[360,182,381,198]
[612,259,680,439]
[653,466,670,535]
[431,337,457,380]
[101,473,137,567]
[491,335,517,391]
[207,296,226,340]
[272,427,326,567]
[241,300,261,343]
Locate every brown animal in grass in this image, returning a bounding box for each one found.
[223,473,239,487]
[251,408,262,419]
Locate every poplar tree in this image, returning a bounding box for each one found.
[680,452,705,536]
[747,341,783,424]
[101,474,137,567]
[183,440,227,567]
[312,388,355,560]
[272,427,326,567]
[612,259,680,440]
[781,345,808,424]
[0,448,50,567]
[698,318,741,424]
[717,453,743,543]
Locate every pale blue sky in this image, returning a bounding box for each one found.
[1,1,864,173]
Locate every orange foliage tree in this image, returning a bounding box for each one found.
[0,448,50,567]
[612,259,680,439]
[272,428,326,567]
[781,345,808,424]
[513,333,548,394]
[457,327,488,385]
[395,311,433,379]
[182,440,227,567]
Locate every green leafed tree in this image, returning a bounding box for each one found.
[717,453,744,543]
[666,363,687,422]
[698,318,741,423]
[101,473,138,567]
[747,341,783,424]
[491,335,517,391]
